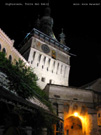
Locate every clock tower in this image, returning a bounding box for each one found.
[19,8,70,89]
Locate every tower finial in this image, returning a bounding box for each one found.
[44,6,51,16]
[35,14,40,29]
[48,0,50,6]
[59,28,66,44]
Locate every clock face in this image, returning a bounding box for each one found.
[41,44,50,53]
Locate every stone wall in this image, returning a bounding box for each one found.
[45,84,101,135]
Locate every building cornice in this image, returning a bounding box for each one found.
[0,28,14,46]
[20,28,70,55]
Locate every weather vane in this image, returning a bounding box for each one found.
[48,0,50,6]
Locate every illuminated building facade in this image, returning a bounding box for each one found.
[0,28,49,111]
[19,28,70,89]
[44,79,101,135]
[0,7,101,135]
[0,28,29,66]
[19,7,70,89]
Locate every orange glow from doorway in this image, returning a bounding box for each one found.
[73,112,84,122]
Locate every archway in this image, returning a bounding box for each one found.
[64,116,83,135]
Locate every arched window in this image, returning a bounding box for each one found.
[73,104,78,111]
[2,48,6,54]
[16,61,18,66]
[0,44,1,51]
[81,106,87,115]
[9,55,12,62]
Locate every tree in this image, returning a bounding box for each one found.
[0,52,58,135]
[0,52,52,110]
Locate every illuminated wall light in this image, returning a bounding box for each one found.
[73,112,84,121]
[74,112,78,117]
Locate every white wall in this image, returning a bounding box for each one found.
[27,37,70,89]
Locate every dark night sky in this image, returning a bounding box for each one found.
[0,1,101,87]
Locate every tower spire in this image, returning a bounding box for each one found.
[59,28,66,44]
[35,15,40,29]
[48,0,50,6]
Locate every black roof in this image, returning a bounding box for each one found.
[0,86,63,121]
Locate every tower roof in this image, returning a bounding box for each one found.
[44,7,51,16]
[35,7,57,40]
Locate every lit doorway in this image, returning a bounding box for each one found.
[64,116,83,135]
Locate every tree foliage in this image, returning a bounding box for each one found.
[0,52,52,110]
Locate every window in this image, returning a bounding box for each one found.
[53,102,58,115]
[48,58,51,66]
[54,95,60,98]
[47,67,48,71]
[53,61,55,69]
[56,63,59,74]
[16,61,18,66]
[42,65,44,69]
[73,98,78,101]
[37,63,39,67]
[73,105,78,111]
[9,55,12,62]
[33,51,36,60]
[43,56,46,64]
[52,61,55,73]
[31,60,33,64]
[2,48,6,54]
[38,54,42,62]
[97,112,101,126]
[49,79,52,84]
[0,44,1,51]
[41,77,45,82]
[81,106,87,115]
[47,58,51,71]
